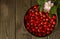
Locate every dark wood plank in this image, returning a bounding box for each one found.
[16,0,32,39]
[0,0,16,39]
[0,1,2,39]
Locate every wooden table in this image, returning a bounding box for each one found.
[0,0,60,39]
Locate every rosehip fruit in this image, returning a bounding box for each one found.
[24,5,57,37]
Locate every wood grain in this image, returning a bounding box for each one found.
[16,0,32,39]
[0,0,16,39]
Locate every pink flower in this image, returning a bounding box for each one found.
[44,1,54,12]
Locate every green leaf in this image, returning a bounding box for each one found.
[45,0,48,2]
[37,0,48,5]
[38,0,48,11]
[51,0,56,2]
[39,6,44,12]
[50,6,57,14]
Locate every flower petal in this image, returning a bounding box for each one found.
[44,0,54,12]
[47,7,50,10]
[51,3,54,7]
[45,2,48,5]
[48,1,51,5]
[44,2,48,6]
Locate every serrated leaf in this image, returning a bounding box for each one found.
[50,6,57,14]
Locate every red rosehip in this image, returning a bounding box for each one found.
[35,16,39,20]
[51,25,55,28]
[32,28,35,32]
[24,15,28,20]
[44,21,48,25]
[29,9,34,13]
[50,28,53,31]
[35,26,38,29]
[37,29,40,32]
[52,15,56,20]
[39,26,42,29]
[52,21,56,25]
[47,28,50,31]
[46,18,49,21]
[39,12,43,16]
[34,23,37,26]
[48,24,51,27]
[44,25,48,28]
[38,33,41,36]
[35,12,38,15]
[47,31,50,34]
[33,5,38,9]
[43,15,46,18]
[43,18,46,21]
[40,17,43,19]
[50,18,54,24]
[27,22,30,26]
[46,12,49,16]
[48,16,51,19]
[40,22,43,25]
[24,5,57,37]
[51,18,54,22]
